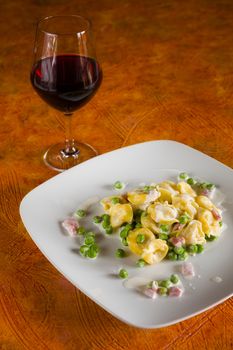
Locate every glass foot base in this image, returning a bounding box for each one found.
[43,141,98,172]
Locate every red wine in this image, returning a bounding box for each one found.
[31,55,102,113]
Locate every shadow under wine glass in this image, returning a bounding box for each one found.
[30,15,102,172]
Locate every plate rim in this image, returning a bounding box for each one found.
[19,139,233,205]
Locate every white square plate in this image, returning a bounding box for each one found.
[20,140,233,328]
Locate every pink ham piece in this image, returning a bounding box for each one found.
[144,288,157,299]
[172,223,185,232]
[181,262,195,279]
[200,189,210,197]
[62,217,79,236]
[211,208,222,221]
[168,286,183,297]
[169,236,185,248]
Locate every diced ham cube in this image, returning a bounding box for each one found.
[169,286,183,297]
[144,288,157,299]
[169,236,185,247]
[181,262,195,279]
[211,208,222,221]
[62,217,79,236]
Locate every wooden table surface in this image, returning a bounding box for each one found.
[1,0,233,349]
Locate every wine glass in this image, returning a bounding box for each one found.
[30,15,102,172]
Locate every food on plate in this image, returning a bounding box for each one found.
[98,175,223,265]
[144,274,183,298]
[62,173,224,267]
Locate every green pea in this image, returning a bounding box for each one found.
[179,172,188,180]
[118,268,128,279]
[160,224,169,232]
[159,233,168,240]
[120,228,128,238]
[159,279,171,288]
[111,197,120,204]
[84,234,95,246]
[121,237,128,246]
[170,274,179,284]
[102,214,110,224]
[187,178,197,186]
[136,259,147,267]
[77,226,86,235]
[167,251,178,261]
[178,251,189,261]
[102,221,109,229]
[179,214,190,224]
[205,235,217,241]
[157,287,168,296]
[200,182,208,189]
[79,245,89,257]
[114,181,124,190]
[87,244,100,259]
[187,244,198,254]
[143,185,151,192]
[115,248,126,258]
[197,244,204,253]
[136,234,145,244]
[174,246,185,255]
[219,221,223,227]
[76,209,86,218]
[120,224,132,238]
[93,216,102,224]
[206,183,215,191]
[105,226,113,235]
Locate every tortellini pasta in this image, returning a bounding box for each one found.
[208,221,221,237]
[127,228,168,265]
[179,220,206,245]
[127,191,148,207]
[172,194,198,219]
[141,238,169,265]
[197,207,221,237]
[127,228,155,256]
[158,188,173,203]
[177,182,197,197]
[157,181,179,199]
[141,213,160,233]
[100,196,126,212]
[99,176,224,266]
[195,195,214,210]
[148,202,178,224]
[127,189,160,209]
[109,203,133,228]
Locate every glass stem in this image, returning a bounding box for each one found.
[63,113,79,157]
